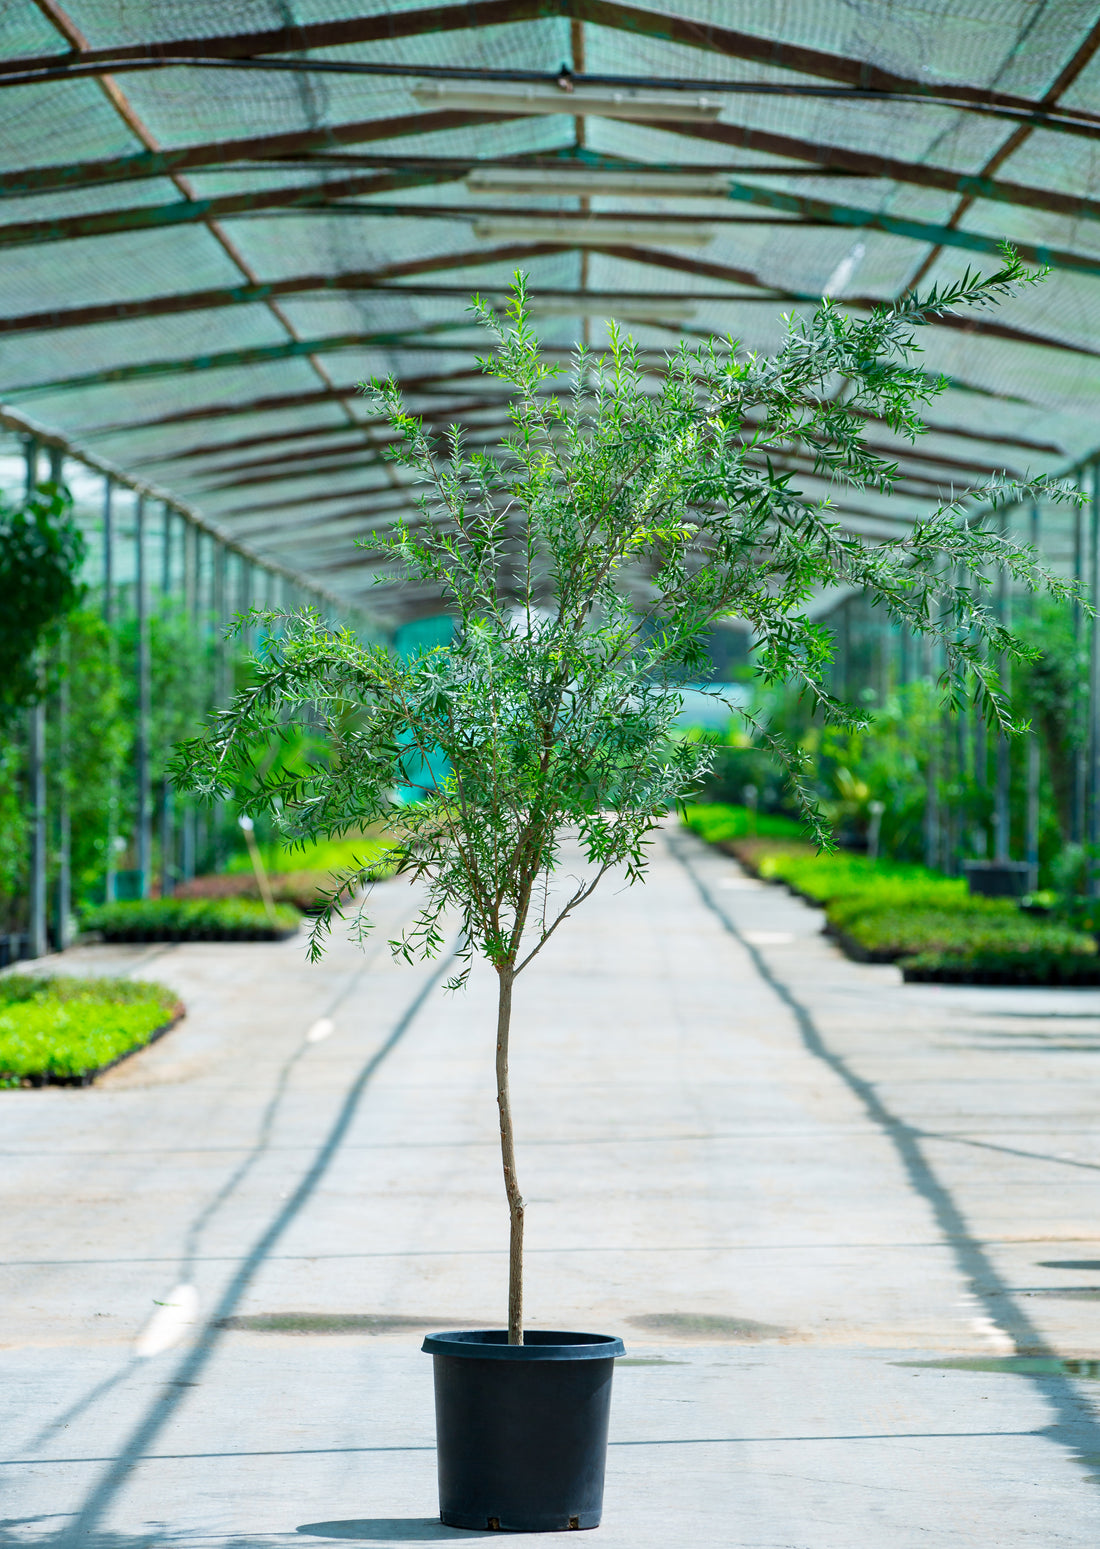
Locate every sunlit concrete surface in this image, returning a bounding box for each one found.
[3,826,1100,1547]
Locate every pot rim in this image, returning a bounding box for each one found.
[422,1328,625,1361]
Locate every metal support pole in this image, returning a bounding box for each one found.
[161,503,173,594]
[1089,466,1100,896]
[159,778,173,898]
[25,439,47,959]
[239,556,253,650]
[213,540,229,869]
[953,557,969,873]
[922,634,940,870]
[56,637,71,948]
[994,513,1012,864]
[184,518,197,619]
[135,496,152,898]
[49,446,72,949]
[179,514,197,882]
[1073,492,1086,845]
[27,698,47,959]
[214,540,229,703]
[1026,740,1040,892]
[102,478,114,625]
[102,478,117,903]
[1024,503,1041,890]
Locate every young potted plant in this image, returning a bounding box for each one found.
[174,254,1078,1532]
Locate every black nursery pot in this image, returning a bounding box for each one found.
[422,1329,625,1532]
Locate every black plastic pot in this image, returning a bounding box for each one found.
[422,1329,625,1532]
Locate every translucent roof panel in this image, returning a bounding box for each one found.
[1,0,1099,622]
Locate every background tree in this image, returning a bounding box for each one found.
[0,480,84,723]
[174,255,1081,1345]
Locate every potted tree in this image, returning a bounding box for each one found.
[175,255,1078,1532]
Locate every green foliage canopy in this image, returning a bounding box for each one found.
[0,480,85,721]
[173,255,1081,986]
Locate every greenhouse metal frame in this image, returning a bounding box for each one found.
[3,0,1100,955]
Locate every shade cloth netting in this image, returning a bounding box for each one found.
[1,1,1098,621]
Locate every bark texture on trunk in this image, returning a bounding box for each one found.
[495,964,524,1344]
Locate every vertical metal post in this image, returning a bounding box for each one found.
[181,521,197,883]
[56,637,71,948]
[158,508,175,896]
[1073,490,1086,845]
[954,556,970,872]
[135,496,152,898]
[214,540,229,703]
[27,700,47,959]
[102,478,114,624]
[922,633,940,869]
[159,779,173,898]
[239,555,253,650]
[1025,503,1041,891]
[184,517,197,619]
[1026,742,1040,892]
[50,446,72,949]
[161,503,173,594]
[1089,466,1100,895]
[993,511,1012,864]
[102,478,117,902]
[213,540,229,869]
[25,439,48,958]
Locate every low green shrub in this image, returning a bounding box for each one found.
[83,897,299,942]
[0,974,182,1085]
[689,825,1100,984]
[901,945,1100,985]
[682,803,805,846]
[755,849,950,903]
[839,907,1093,964]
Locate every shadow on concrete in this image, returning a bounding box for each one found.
[56,946,456,1547]
[28,938,410,1462]
[218,1312,454,1334]
[298,1521,492,1541]
[671,829,1100,1495]
[628,1312,790,1340]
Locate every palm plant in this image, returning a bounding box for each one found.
[174,253,1080,1345]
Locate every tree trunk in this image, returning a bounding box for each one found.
[495,963,524,1344]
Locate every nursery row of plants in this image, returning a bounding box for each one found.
[0,974,182,1087]
[1,474,374,952]
[684,804,1100,985]
[692,588,1089,893]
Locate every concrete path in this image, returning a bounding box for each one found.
[3,826,1100,1547]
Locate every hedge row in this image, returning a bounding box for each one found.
[82,897,300,942]
[172,869,354,912]
[680,803,805,847]
[0,974,182,1086]
[684,803,1100,985]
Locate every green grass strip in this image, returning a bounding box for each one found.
[682,802,805,845]
[0,975,182,1085]
[685,814,1100,982]
[82,897,300,940]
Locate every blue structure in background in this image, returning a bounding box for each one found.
[387,617,747,799]
[392,614,454,804]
